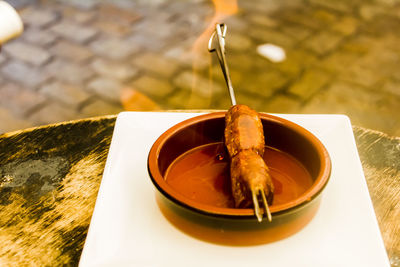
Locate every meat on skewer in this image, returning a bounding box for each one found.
[225,104,274,222]
[208,24,274,221]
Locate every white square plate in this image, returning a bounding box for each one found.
[79,112,390,267]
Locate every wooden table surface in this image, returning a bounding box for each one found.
[0,113,398,266]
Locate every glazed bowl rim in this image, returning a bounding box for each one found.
[147,112,331,219]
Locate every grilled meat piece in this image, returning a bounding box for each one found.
[224,105,274,209]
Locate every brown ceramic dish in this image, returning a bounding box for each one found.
[147,112,331,244]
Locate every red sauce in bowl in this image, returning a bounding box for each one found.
[165,142,313,208]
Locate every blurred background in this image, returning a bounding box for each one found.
[0,0,399,136]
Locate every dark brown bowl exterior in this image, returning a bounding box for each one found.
[155,190,323,245]
[148,112,331,221]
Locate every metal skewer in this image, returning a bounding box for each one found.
[208,23,272,223]
[259,188,272,222]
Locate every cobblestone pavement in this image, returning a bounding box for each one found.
[1,0,400,136]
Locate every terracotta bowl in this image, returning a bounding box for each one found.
[148,112,331,245]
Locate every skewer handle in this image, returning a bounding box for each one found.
[208,23,237,106]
